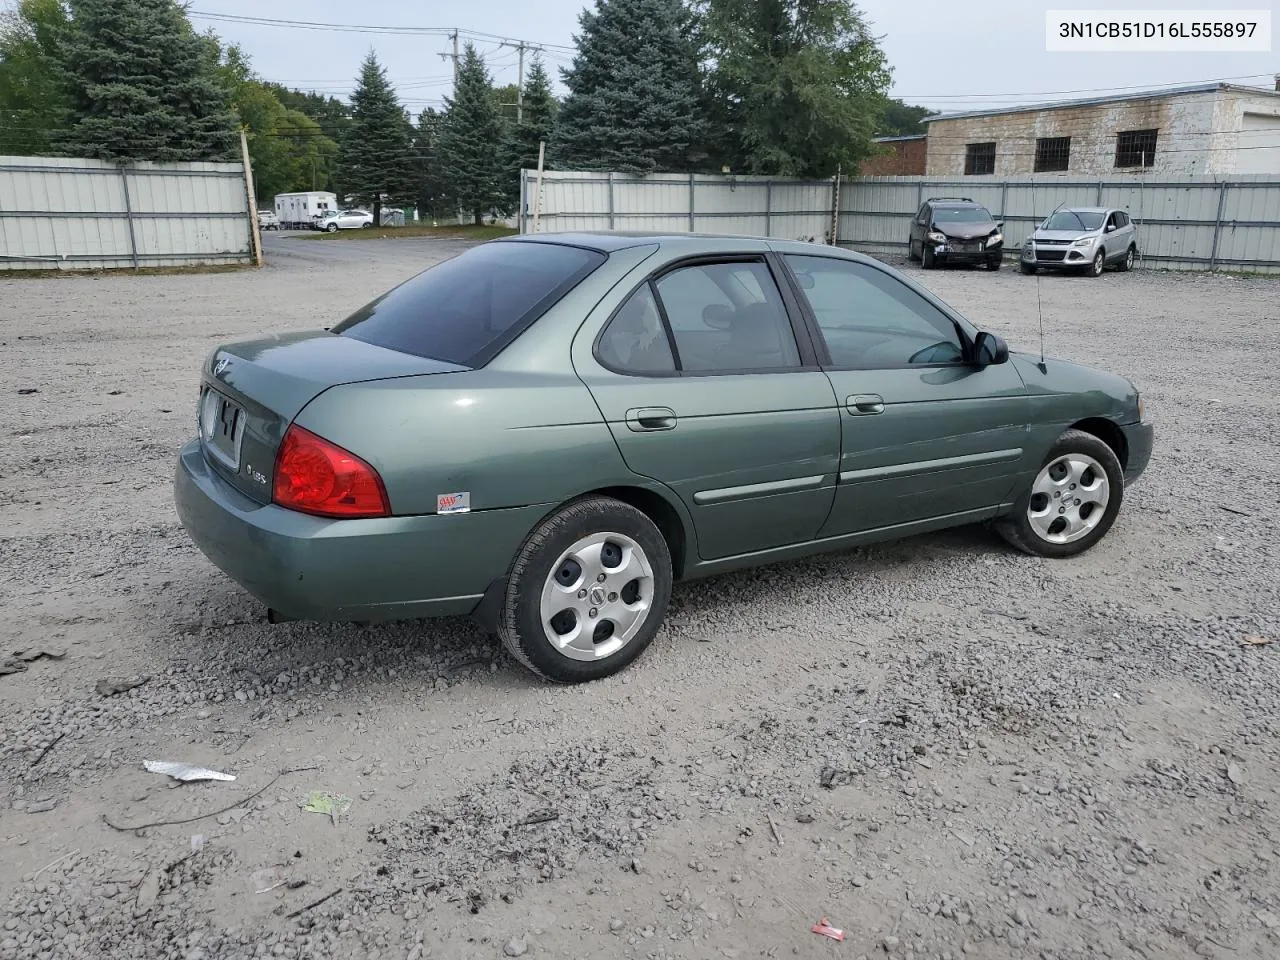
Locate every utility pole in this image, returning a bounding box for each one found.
[439,30,459,90]
[499,40,539,124]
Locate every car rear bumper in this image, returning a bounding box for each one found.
[1121,420,1154,486]
[174,439,545,622]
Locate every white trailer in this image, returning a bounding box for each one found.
[274,192,338,230]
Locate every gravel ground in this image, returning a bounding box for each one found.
[2,237,1279,960]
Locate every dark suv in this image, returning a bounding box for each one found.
[909,198,1004,271]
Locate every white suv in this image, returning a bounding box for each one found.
[316,209,374,232]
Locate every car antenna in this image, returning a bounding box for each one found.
[1033,202,1066,374]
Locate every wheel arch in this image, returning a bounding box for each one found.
[1067,417,1128,470]
[468,483,693,635]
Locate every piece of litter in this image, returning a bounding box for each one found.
[300,790,352,825]
[1241,635,1272,647]
[96,676,149,696]
[811,917,845,942]
[1226,763,1243,785]
[144,760,236,783]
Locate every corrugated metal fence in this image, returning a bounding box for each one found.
[0,155,255,271]
[521,169,1280,273]
[520,170,838,243]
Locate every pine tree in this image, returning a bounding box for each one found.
[413,107,448,221]
[340,51,416,224]
[501,56,557,205]
[553,0,706,174]
[57,0,237,162]
[437,44,506,226]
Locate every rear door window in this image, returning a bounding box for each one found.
[333,241,606,367]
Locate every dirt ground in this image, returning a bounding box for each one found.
[2,235,1279,960]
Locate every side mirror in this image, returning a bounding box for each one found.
[972,331,1009,367]
[996,220,1004,230]
[1105,223,1116,233]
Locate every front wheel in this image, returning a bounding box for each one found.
[325,223,338,233]
[499,497,673,683]
[995,428,1124,559]
[1089,249,1105,277]
[921,245,936,270]
[986,258,1002,271]
[1020,262,1037,275]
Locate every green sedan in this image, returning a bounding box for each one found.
[174,233,1153,683]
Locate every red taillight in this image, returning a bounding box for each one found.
[272,425,390,519]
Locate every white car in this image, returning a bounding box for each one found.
[316,209,374,232]
[257,210,279,230]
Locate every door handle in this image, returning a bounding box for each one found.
[846,394,885,415]
[625,407,677,432]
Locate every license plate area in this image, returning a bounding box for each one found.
[201,387,246,470]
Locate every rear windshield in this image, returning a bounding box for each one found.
[332,241,606,366]
[932,206,992,223]
[1043,210,1105,231]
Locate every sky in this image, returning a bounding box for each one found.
[8,0,1278,116]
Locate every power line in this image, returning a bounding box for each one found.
[186,10,577,53]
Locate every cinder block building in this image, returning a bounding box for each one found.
[923,81,1280,178]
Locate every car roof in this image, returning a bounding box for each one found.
[1057,206,1111,214]
[498,231,877,262]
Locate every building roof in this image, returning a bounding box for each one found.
[924,82,1280,124]
[873,134,927,143]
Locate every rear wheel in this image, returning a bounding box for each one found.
[499,497,672,683]
[362,222,373,229]
[1118,246,1136,272]
[995,428,1124,559]
[908,239,920,262]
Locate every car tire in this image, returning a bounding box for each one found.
[995,428,1124,559]
[498,496,673,683]
[1089,249,1105,276]
[1118,246,1136,272]
[1020,262,1037,275]
[908,239,919,262]
[326,223,338,233]
[921,245,935,270]
[987,258,1001,271]
[362,222,373,228]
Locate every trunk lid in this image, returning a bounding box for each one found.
[196,331,466,503]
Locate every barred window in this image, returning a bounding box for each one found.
[1034,137,1071,173]
[964,142,996,176]
[1115,129,1158,168]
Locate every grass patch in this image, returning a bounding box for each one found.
[299,224,517,242]
[0,262,256,280]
